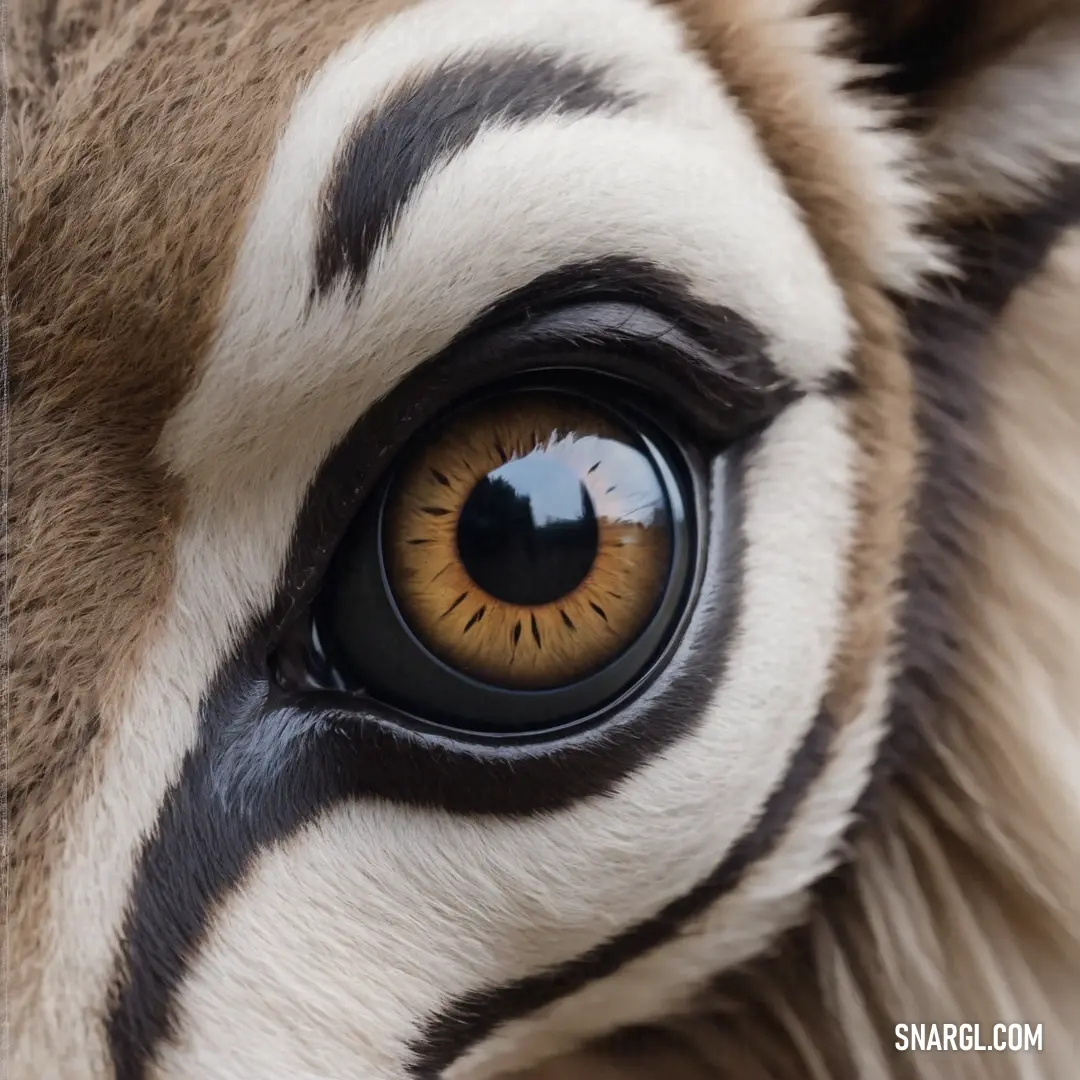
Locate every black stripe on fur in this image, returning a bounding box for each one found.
[312,51,632,299]
[106,254,795,1079]
[409,706,835,1079]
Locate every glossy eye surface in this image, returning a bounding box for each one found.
[313,379,698,737]
[384,391,672,689]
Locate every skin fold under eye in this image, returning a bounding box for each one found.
[383,392,673,689]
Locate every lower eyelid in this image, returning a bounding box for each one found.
[261,445,736,821]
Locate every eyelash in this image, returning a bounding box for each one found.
[267,284,790,746]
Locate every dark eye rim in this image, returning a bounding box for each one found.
[297,374,707,744]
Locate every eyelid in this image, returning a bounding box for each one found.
[437,255,801,442]
[463,299,798,444]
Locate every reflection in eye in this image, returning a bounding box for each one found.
[384,394,673,689]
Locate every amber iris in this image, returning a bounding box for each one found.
[383,392,673,689]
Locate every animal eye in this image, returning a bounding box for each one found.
[386,389,674,686]
[305,378,698,738]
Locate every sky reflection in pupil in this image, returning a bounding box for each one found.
[457,455,599,608]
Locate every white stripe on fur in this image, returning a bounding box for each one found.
[162,9,855,483]
[449,661,894,1080]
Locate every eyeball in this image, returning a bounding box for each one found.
[312,379,699,738]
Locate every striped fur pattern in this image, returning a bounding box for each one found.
[8,1,1080,1078]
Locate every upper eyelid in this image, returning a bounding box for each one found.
[438,255,806,437]
[297,254,801,532]
[491,303,788,397]
[496,301,763,373]
[454,302,799,448]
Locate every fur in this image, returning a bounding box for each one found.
[9,1,1080,1079]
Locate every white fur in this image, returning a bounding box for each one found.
[698,0,946,292]
[450,661,895,1080]
[163,12,856,481]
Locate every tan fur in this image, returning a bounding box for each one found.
[521,7,1080,1078]
[8,0,415,1016]
[640,223,1080,1080]
[522,229,1080,1079]
[664,0,923,726]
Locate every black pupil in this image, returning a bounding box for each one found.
[456,454,598,607]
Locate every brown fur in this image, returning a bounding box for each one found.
[9,0,920,1003]
[8,0,416,1009]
